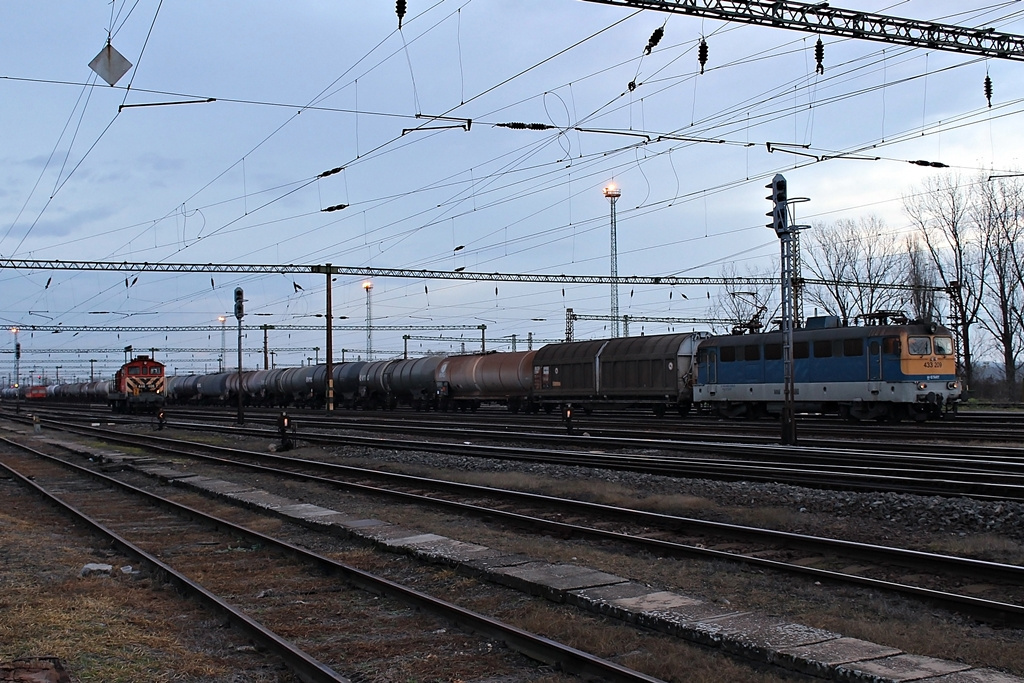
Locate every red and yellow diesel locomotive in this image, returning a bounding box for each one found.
[108,354,166,413]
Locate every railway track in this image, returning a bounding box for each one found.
[12,415,1024,627]
[35,406,1024,502]
[0,434,668,683]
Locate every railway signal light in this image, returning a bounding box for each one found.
[234,287,244,320]
[766,174,789,236]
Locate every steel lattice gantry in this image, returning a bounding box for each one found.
[583,0,1024,61]
[0,259,940,292]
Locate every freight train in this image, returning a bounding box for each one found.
[4,317,961,421]
[0,354,165,413]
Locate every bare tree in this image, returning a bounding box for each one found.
[904,174,987,390]
[974,174,1024,400]
[708,262,777,334]
[905,235,941,322]
[803,216,908,323]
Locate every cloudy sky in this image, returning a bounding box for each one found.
[2,1,1023,381]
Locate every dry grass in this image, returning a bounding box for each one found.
[507,603,788,683]
[0,479,297,683]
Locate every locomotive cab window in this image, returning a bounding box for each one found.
[908,336,932,355]
[128,367,142,375]
[934,337,953,355]
[883,337,901,355]
[150,367,163,375]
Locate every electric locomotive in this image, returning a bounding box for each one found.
[108,354,166,413]
[692,317,960,421]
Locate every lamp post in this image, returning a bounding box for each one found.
[363,281,373,361]
[603,184,621,338]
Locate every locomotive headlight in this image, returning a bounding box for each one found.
[946,381,959,390]
[917,382,928,390]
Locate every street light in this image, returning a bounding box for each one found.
[603,184,621,338]
[363,281,373,361]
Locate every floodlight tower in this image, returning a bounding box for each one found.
[363,281,373,361]
[603,184,622,338]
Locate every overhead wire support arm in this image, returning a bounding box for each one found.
[0,259,942,292]
[581,0,1024,61]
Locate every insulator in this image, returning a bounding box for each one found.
[698,38,708,75]
[496,122,553,130]
[645,26,664,55]
[628,80,636,92]
[814,37,824,75]
[984,74,993,108]
[396,0,407,29]
[318,166,343,178]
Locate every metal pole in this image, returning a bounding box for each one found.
[237,318,244,425]
[325,264,334,411]
[604,185,621,338]
[12,328,20,414]
[363,281,373,361]
[219,316,226,372]
[480,325,486,353]
[262,325,270,370]
[780,232,797,445]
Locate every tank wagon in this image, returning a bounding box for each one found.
[436,350,537,413]
[692,318,960,421]
[358,356,445,410]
